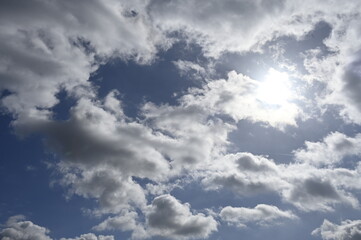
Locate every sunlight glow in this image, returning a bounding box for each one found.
[256,68,292,106]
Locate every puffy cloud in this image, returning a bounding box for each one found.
[201,152,361,212]
[281,175,358,212]
[179,71,302,129]
[294,132,361,167]
[0,216,114,240]
[148,0,311,57]
[145,194,217,239]
[312,219,361,240]
[0,0,166,135]
[4,0,361,238]
[220,204,297,227]
[0,215,52,240]
[40,89,233,214]
[93,210,139,232]
[201,152,286,196]
[299,3,361,124]
[92,210,147,239]
[234,152,279,173]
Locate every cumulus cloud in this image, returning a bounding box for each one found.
[179,71,302,128]
[299,2,361,124]
[0,216,114,240]
[0,215,52,240]
[148,0,315,57]
[281,175,358,212]
[294,132,361,167]
[0,0,166,126]
[37,89,233,214]
[201,152,361,212]
[3,0,361,238]
[145,194,217,239]
[220,204,297,227]
[201,152,285,196]
[312,219,361,240]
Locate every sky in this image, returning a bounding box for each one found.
[1,0,361,240]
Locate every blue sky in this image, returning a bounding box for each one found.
[1,1,361,240]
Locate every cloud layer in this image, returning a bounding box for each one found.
[2,0,361,239]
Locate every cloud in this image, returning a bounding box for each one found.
[172,60,210,80]
[312,219,361,240]
[0,0,165,134]
[3,0,361,238]
[201,152,286,196]
[201,152,361,212]
[93,210,139,232]
[299,3,361,124]
[0,215,52,240]
[0,216,114,240]
[148,0,312,57]
[37,90,233,214]
[179,71,302,129]
[92,210,148,239]
[294,132,361,167]
[220,204,297,227]
[145,194,217,239]
[60,234,114,240]
[282,175,358,212]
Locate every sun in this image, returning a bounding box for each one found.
[256,68,292,106]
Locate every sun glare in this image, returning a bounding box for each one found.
[256,68,292,106]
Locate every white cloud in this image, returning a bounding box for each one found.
[0,215,52,240]
[201,152,286,196]
[60,233,114,240]
[172,60,211,80]
[148,0,308,57]
[0,216,114,240]
[201,152,361,212]
[145,194,217,239]
[294,132,361,167]
[3,0,361,238]
[312,219,361,240]
[220,204,297,227]
[180,71,302,129]
[0,0,166,135]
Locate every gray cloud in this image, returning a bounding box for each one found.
[145,194,217,239]
[312,219,361,240]
[235,152,278,172]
